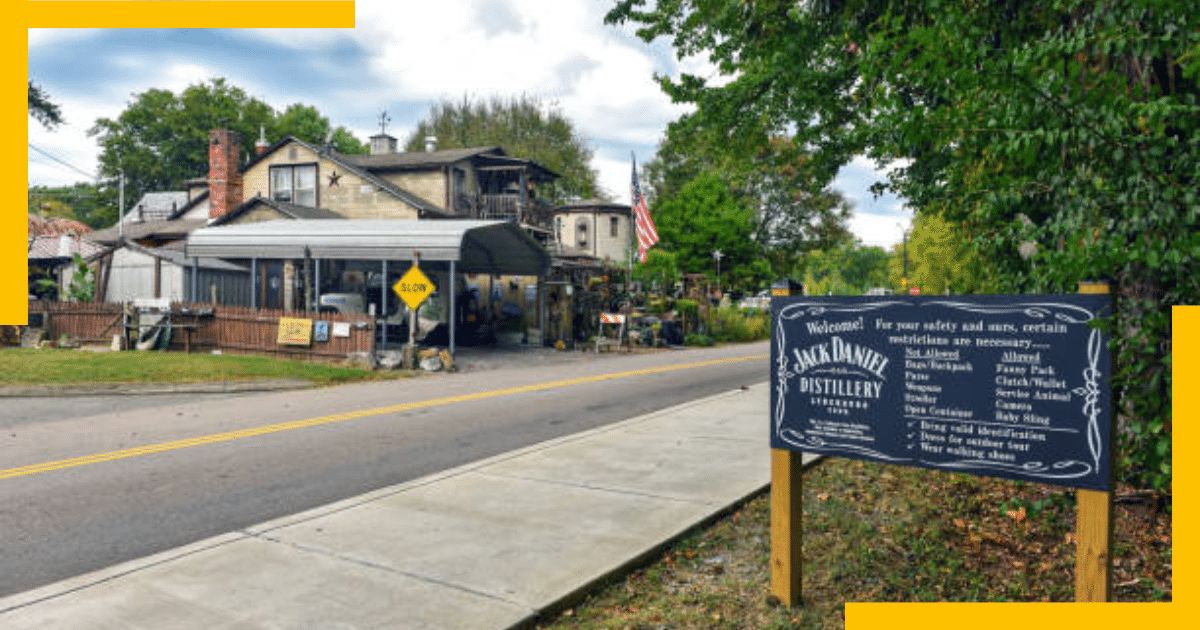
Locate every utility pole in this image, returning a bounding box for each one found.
[712,249,723,297]
[117,170,125,241]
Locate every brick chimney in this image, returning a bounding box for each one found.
[208,128,243,220]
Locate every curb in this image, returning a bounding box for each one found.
[0,379,317,398]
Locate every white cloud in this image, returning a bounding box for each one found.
[850,210,911,249]
[27,96,119,187]
[235,29,356,50]
[28,29,102,49]
[27,6,913,250]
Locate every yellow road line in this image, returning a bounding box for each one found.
[1,354,767,481]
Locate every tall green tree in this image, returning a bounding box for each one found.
[404,95,601,204]
[608,0,1197,491]
[642,128,854,278]
[28,81,63,129]
[651,172,769,292]
[271,103,367,155]
[888,211,998,295]
[90,78,368,219]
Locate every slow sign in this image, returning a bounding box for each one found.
[393,265,434,310]
[770,294,1113,490]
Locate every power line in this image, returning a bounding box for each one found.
[27,142,97,181]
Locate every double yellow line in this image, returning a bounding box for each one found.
[1,354,766,481]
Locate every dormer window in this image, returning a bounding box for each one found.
[271,164,317,206]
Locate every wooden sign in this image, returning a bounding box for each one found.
[771,294,1113,490]
[277,317,313,346]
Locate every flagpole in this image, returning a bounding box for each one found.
[628,151,635,292]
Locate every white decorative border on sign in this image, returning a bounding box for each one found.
[774,299,1104,481]
[774,301,906,461]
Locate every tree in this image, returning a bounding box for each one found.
[29,81,63,129]
[28,182,113,229]
[271,103,367,155]
[90,78,368,219]
[608,0,1197,491]
[887,211,998,295]
[630,248,680,293]
[404,95,601,204]
[802,241,890,295]
[650,172,767,292]
[642,128,854,279]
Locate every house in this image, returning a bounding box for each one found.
[551,199,633,263]
[27,233,105,301]
[117,191,191,225]
[87,124,624,351]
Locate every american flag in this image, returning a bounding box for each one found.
[631,154,659,262]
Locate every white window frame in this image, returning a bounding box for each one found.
[270,163,318,207]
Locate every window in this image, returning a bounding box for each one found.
[270,164,317,206]
[610,216,619,238]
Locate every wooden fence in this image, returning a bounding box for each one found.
[25,301,376,361]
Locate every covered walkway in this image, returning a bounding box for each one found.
[185,219,551,356]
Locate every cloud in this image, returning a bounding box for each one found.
[28,29,102,49]
[474,0,530,37]
[850,210,911,249]
[25,7,908,248]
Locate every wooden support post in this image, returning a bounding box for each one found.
[1075,280,1114,602]
[770,448,803,607]
[1074,488,1114,601]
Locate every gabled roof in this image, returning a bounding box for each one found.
[209,195,345,226]
[86,219,208,246]
[28,215,91,238]
[28,234,106,261]
[243,136,448,218]
[120,191,189,224]
[167,189,208,220]
[336,146,506,170]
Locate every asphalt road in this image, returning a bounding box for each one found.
[0,342,769,597]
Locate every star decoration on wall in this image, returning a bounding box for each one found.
[327,170,342,187]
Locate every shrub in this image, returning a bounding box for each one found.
[713,305,769,342]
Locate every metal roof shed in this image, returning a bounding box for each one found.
[185,219,550,276]
[185,219,551,356]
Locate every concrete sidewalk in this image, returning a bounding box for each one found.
[0,382,814,630]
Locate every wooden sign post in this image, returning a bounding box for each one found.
[769,282,1115,604]
[770,279,805,606]
[1074,281,1115,602]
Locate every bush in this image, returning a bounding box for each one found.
[675,299,699,322]
[713,305,769,342]
[684,332,713,347]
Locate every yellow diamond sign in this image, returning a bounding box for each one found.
[393,265,435,310]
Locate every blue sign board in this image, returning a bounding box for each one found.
[314,320,330,342]
[771,295,1113,490]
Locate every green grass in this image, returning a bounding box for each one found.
[0,348,410,387]
[532,458,1172,630]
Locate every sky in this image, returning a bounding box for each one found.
[27,0,910,248]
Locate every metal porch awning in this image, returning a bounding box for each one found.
[184,219,550,276]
